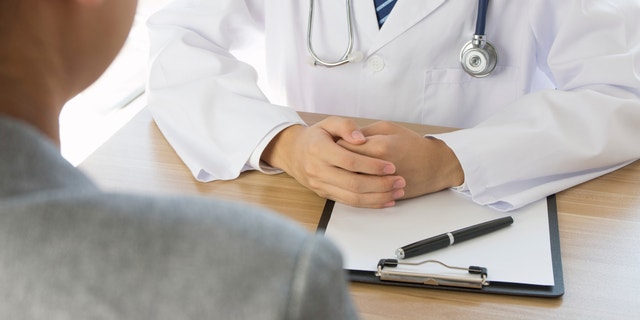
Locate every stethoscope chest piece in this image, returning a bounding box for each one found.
[460,35,497,78]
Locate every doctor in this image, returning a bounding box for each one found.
[147,0,640,211]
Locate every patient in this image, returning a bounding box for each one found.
[0,0,358,318]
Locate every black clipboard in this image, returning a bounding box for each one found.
[317,195,564,298]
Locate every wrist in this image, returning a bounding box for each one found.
[261,124,304,172]
[429,137,465,188]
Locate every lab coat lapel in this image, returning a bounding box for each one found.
[365,0,447,54]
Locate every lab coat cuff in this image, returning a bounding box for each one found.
[451,180,469,192]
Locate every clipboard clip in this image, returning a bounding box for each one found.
[376,259,489,289]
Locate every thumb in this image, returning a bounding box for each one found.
[319,116,367,145]
[347,129,366,144]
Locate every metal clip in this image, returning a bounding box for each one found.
[376,259,489,289]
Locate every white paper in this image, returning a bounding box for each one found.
[323,190,555,286]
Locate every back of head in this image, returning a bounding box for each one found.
[0,0,138,141]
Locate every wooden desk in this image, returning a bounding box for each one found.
[79,108,640,319]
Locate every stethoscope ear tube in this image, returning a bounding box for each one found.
[307,0,354,67]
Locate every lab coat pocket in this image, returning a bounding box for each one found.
[422,67,519,128]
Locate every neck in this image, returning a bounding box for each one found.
[0,57,70,146]
[0,1,76,146]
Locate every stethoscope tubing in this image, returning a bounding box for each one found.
[475,0,489,36]
[307,0,496,76]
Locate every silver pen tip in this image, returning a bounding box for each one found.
[395,248,405,259]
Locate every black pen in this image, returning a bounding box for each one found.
[395,216,514,259]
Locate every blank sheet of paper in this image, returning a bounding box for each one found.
[323,190,554,286]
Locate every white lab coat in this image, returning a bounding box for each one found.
[146,0,640,211]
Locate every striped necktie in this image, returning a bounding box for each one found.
[374,0,398,27]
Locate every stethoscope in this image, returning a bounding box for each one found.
[307,0,498,77]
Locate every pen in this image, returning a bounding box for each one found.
[395,216,514,259]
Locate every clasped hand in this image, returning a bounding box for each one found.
[262,117,464,208]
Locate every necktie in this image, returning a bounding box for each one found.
[374,0,398,27]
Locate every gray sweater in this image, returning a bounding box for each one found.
[0,117,358,319]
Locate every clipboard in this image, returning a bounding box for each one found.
[317,192,564,298]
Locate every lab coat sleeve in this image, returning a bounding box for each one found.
[434,1,640,211]
[146,0,304,181]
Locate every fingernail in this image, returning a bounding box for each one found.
[351,130,365,141]
[393,189,405,199]
[383,164,396,174]
[383,201,396,208]
[393,179,406,189]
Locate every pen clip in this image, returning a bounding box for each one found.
[375,259,489,289]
